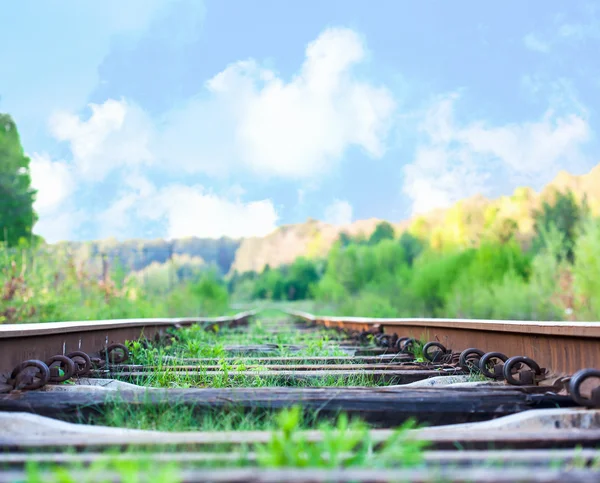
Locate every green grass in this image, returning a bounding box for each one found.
[111,331,397,389]
[120,370,396,389]
[24,458,183,483]
[22,408,428,481]
[88,401,289,432]
[255,406,428,469]
[0,245,233,324]
[84,314,400,432]
[130,318,351,361]
[119,316,384,390]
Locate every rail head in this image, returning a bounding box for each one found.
[0,310,257,385]
[0,310,256,339]
[285,309,600,338]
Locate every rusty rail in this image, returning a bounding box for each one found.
[0,310,255,389]
[287,310,600,377]
[1,308,600,481]
[286,309,600,406]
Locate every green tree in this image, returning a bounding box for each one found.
[368,222,395,245]
[398,232,425,266]
[189,270,229,315]
[0,114,38,246]
[409,249,476,315]
[572,218,600,319]
[532,190,587,263]
[337,232,352,247]
[285,257,320,300]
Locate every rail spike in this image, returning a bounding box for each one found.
[7,360,50,391]
[398,338,416,355]
[395,337,411,351]
[423,342,451,363]
[568,368,600,408]
[503,356,544,386]
[1,350,99,393]
[459,348,486,373]
[479,352,508,380]
[66,351,93,376]
[100,343,130,365]
[46,355,76,383]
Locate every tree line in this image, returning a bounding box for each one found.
[230,192,599,321]
[3,111,598,322]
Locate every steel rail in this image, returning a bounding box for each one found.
[0,310,255,378]
[1,467,598,483]
[287,309,600,376]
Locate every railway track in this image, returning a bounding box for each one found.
[0,308,599,482]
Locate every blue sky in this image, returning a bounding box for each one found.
[2,1,599,242]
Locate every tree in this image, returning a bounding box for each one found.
[338,232,352,247]
[0,114,38,246]
[190,270,229,315]
[398,232,425,266]
[532,190,586,263]
[285,257,320,300]
[368,222,395,245]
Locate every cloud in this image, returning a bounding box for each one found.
[522,7,600,53]
[0,0,175,151]
[97,175,279,240]
[28,153,76,215]
[558,19,600,41]
[523,33,550,53]
[33,210,86,244]
[403,94,590,215]
[324,199,353,225]
[50,99,154,181]
[51,27,396,182]
[38,27,393,240]
[155,185,279,239]
[27,153,86,243]
[207,28,396,178]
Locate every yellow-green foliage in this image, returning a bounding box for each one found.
[308,193,598,321]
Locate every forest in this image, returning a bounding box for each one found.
[2,112,600,323]
[229,198,598,322]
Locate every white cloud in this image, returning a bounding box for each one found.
[28,153,76,215]
[404,146,491,215]
[39,27,393,240]
[96,175,278,240]
[51,27,395,182]
[28,153,85,242]
[204,28,395,178]
[403,94,590,215]
[155,185,278,239]
[33,210,86,244]
[524,8,600,52]
[324,199,353,225]
[523,33,550,53]
[558,21,600,41]
[459,112,589,173]
[1,0,174,152]
[50,99,154,181]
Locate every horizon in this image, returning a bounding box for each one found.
[2,1,600,243]
[46,156,600,244]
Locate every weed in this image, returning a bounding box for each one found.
[255,407,428,469]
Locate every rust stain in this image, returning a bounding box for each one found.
[0,313,253,376]
[295,313,600,376]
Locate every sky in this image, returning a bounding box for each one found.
[1,1,599,242]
